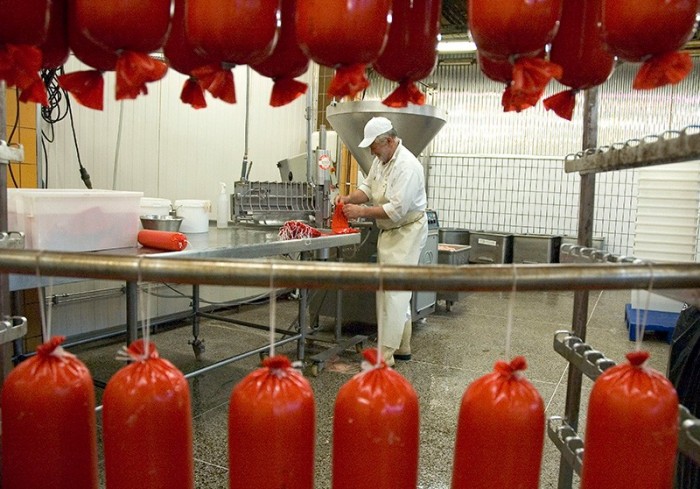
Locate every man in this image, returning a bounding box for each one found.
[336,116,428,366]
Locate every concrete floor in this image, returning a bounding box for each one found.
[72,288,672,488]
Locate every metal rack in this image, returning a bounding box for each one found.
[548,331,700,472]
[556,91,700,487]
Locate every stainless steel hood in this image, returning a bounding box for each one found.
[326,101,447,174]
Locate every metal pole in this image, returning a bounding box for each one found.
[0,82,14,379]
[558,87,599,489]
[3,249,700,292]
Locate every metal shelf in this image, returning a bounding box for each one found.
[551,331,700,466]
[564,126,700,174]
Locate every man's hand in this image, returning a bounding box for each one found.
[343,203,364,220]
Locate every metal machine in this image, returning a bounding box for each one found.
[309,100,447,328]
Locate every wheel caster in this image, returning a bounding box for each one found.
[309,363,323,377]
[446,301,453,312]
[188,338,205,360]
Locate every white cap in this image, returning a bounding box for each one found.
[358,117,393,148]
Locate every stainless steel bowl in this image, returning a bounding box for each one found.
[140,215,183,232]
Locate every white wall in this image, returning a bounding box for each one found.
[43,56,313,206]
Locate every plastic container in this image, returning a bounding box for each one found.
[9,189,143,251]
[139,197,172,217]
[217,182,229,229]
[174,199,211,233]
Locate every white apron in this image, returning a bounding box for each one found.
[372,174,428,349]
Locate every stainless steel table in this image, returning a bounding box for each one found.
[9,224,361,377]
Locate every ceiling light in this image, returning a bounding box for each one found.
[437,40,477,53]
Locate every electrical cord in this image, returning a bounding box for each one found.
[40,67,92,189]
[6,88,20,188]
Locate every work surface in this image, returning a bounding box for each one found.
[9,224,361,290]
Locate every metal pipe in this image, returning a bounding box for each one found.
[2,249,700,292]
[1,81,13,381]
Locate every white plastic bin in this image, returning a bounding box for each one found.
[10,189,143,251]
[174,199,211,233]
[139,197,172,217]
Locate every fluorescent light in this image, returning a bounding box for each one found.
[437,40,477,53]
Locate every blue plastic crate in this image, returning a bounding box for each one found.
[625,303,679,344]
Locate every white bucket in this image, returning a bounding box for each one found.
[174,199,211,233]
[140,197,172,217]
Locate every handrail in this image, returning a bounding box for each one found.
[2,249,700,292]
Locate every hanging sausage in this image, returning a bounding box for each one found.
[186,0,280,104]
[163,0,230,109]
[581,351,678,488]
[249,0,310,107]
[451,356,545,489]
[478,50,548,113]
[469,0,563,110]
[1,336,98,489]
[0,0,50,105]
[102,339,194,489]
[73,0,169,100]
[228,355,315,489]
[40,0,69,70]
[332,348,419,489]
[296,0,391,99]
[58,0,118,110]
[372,0,441,107]
[544,0,615,120]
[601,0,698,89]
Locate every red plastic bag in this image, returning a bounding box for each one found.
[249,0,310,107]
[74,0,170,100]
[228,355,315,489]
[163,0,222,109]
[296,0,391,99]
[372,0,441,107]
[1,336,98,489]
[138,229,188,251]
[581,351,678,488]
[544,0,614,120]
[478,51,548,113]
[332,348,419,489]
[102,339,194,489]
[452,356,545,489]
[602,0,697,89]
[40,0,69,69]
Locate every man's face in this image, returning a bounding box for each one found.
[369,137,394,163]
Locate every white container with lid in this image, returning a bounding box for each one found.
[139,197,172,218]
[174,199,211,233]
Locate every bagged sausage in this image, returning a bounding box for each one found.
[451,356,545,489]
[186,0,279,104]
[332,348,419,489]
[601,0,698,89]
[1,336,98,489]
[40,0,69,69]
[469,0,563,109]
[296,0,391,99]
[163,0,226,109]
[372,0,441,107]
[102,339,194,489]
[138,229,188,251]
[249,0,310,107]
[544,0,615,120]
[73,0,169,100]
[478,50,549,113]
[581,351,678,488]
[228,355,315,489]
[0,0,50,104]
[58,0,119,110]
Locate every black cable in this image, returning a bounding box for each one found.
[39,67,92,189]
[6,87,20,188]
